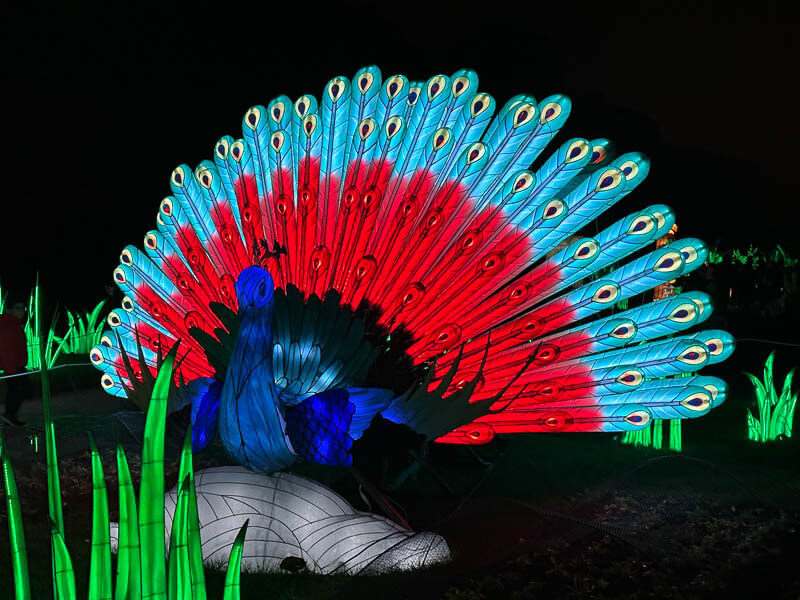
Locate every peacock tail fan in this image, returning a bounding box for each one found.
[91,66,733,469]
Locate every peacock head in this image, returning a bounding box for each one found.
[235,266,275,313]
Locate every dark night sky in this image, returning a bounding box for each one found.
[1,1,798,310]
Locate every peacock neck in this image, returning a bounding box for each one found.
[219,298,297,473]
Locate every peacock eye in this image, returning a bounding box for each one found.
[385,75,405,99]
[629,215,654,235]
[328,78,347,102]
[512,171,534,192]
[624,410,650,426]
[432,127,450,151]
[358,118,376,140]
[542,199,565,220]
[294,95,312,118]
[595,168,624,192]
[230,141,245,162]
[669,303,697,323]
[655,251,683,273]
[271,131,285,152]
[196,166,213,189]
[703,383,720,401]
[470,93,491,118]
[678,345,708,365]
[215,138,229,159]
[616,369,643,386]
[303,114,318,137]
[705,337,724,356]
[244,107,261,130]
[357,71,375,93]
[512,103,536,128]
[382,115,401,139]
[170,166,185,188]
[452,75,471,97]
[618,160,639,180]
[269,100,285,124]
[565,139,590,164]
[465,142,485,164]
[427,75,447,101]
[407,86,421,107]
[679,244,699,264]
[592,283,619,304]
[539,101,562,124]
[680,391,710,411]
[573,239,599,260]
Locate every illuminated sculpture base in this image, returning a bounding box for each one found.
[110,466,450,575]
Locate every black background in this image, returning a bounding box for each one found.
[2,1,798,310]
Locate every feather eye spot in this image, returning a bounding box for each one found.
[453,76,470,96]
[540,101,562,124]
[680,245,699,264]
[328,78,347,102]
[303,114,318,137]
[407,88,420,106]
[171,167,185,187]
[678,345,708,365]
[629,215,654,235]
[427,76,446,100]
[400,283,426,308]
[385,76,405,99]
[655,251,682,273]
[271,132,284,151]
[592,283,619,304]
[113,268,126,284]
[230,142,244,161]
[573,240,599,260]
[216,141,228,159]
[543,199,565,220]
[624,410,650,425]
[565,140,590,163]
[358,72,374,93]
[465,143,485,165]
[353,256,377,281]
[244,107,261,130]
[512,103,536,128]
[705,337,724,356]
[595,169,623,192]
[513,172,534,192]
[271,103,285,123]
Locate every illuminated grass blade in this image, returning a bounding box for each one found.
[88,434,112,600]
[138,344,177,600]
[222,520,249,600]
[177,427,206,600]
[669,418,682,452]
[746,352,797,442]
[168,478,192,600]
[1,437,31,600]
[50,520,77,600]
[115,444,141,600]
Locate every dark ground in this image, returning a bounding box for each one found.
[1,322,798,599]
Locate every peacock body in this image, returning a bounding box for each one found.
[91,66,734,474]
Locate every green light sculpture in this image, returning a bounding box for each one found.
[1,331,249,599]
[222,521,249,600]
[88,434,112,600]
[1,437,31,600]
[115,444,141,600]
[746,352,797,442]
[138,344,176,600]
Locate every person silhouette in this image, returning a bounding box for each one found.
[0,300,30,426]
